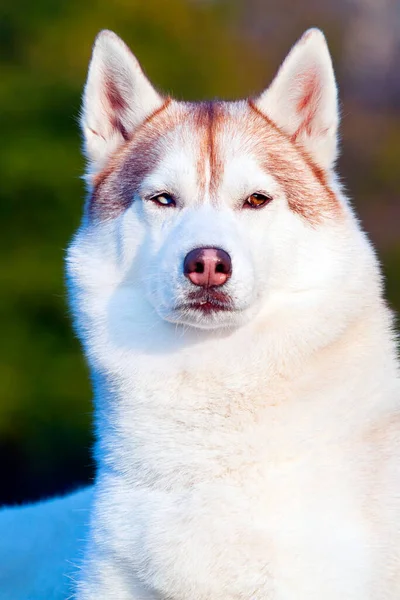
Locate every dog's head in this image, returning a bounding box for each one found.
[68,29,378,339]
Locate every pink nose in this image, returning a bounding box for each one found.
[183,247,232,287]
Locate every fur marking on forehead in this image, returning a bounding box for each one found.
[89,97,341,225]
[190,101,225,200]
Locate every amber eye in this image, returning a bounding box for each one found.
[244,193,273,209]
[151,193,176,207]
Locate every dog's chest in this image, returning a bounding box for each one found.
[113,446,371,600]
[105,370,373,598]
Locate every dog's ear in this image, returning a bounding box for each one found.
[81,30,163,176]
[255,29,339,171]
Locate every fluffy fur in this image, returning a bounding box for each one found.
[1,28,399,599]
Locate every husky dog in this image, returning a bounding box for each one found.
[1,28,400,600]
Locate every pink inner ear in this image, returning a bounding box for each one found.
[293,68,321,139]
[104,73,128,112]
[104,74,130,141]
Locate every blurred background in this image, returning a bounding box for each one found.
[1,0,399,505]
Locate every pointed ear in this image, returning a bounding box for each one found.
[255,29,339,171]
[81,30,164,176]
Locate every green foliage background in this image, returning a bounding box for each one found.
[1,0,399,503]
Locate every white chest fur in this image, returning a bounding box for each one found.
[96,446,371,600]
[84,328,385,600]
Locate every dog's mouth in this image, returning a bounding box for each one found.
[176,289,233,314]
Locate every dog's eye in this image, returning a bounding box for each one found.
[150,193,176,207]
[244,193,273,209]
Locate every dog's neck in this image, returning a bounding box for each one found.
[91,295,397,488]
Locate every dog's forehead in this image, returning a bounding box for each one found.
[139,100,272,199]
[139,100,339,219]
[89,99,340,223]
[138,100,297,199]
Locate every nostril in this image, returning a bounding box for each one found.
[194,261,204,274]
[215,262,225,274]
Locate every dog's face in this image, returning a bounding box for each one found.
[69,29,374,336]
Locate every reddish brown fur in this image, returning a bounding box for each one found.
[208,104,226,199]
[247,99,341,224]
[104,75,130,141]
[293,68,320,139]
[192,103,210,197]
[104,75,129,113]
[89,98,172,220]
[89,96,341,225]
[191,101,226,201]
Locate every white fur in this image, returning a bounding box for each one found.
[1,29,399,600]
[81,30,163,178]
[256,28,339,170]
